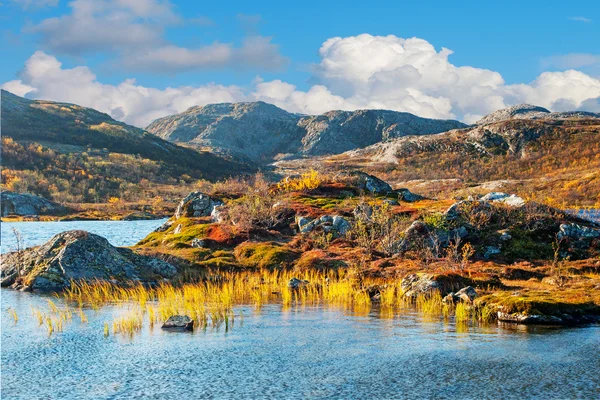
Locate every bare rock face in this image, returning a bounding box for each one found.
[0,230,177,291]
[175,192,216,219]
[476,104,551,125]
[1,191,66,217]
[146,101,466,163]
[349,171,393,194]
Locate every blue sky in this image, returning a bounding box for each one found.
[1,0,599,126]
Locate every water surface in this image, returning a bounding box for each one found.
[1,290,600,399]
[0,219,167,253]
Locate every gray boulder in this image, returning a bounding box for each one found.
[1,191,66,217]
[394,188,426,202]
[351,171,393,194]
[480,192,525,207]
[558,224,600,240]
[288,277,310,289]
[401,274,441,298]
[0,230,176,291]
[162,315,194,331]
[443,286,478,304]
[296,215,351,236]
[332,216,351,235]
[175,192,215,219]
[484,246,501,259]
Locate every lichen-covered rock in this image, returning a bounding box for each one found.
[558,224,600,240]
[480,192,525,207]
[162,315,194,331]
[1,191,66,217]
[394,188,426,202]
[401,274,441,298]
[175,192,215,219]
[350,171,393,194]
[0,230,176,291]
[332,216,351,235]
[296,215,351,236]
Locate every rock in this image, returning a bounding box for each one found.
[401,274,441,298]
[455,286,478,303]
[1,191,66,217]
[476,104,551,125]
[332,216,351,235]
[173,224,182,234]
[497,311,564,325]
[480,192,525,207]
[191,238,206,248]
[394,188,426,202]
[558,224,600,240]
[498,229,512,241]
[319,215,333,224]
[350,171,393,194]
[353,203,373,221]
[296,216,317,233]
[288,277,309,289]
[154,219,174,233]
[122,211,159,221]
[162,315,194,331]
[210,204,226,223]
[0,230,177,291]
[484,246,501,259]
[175,192,215,219]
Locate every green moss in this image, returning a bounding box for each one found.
[478,291,599,317]
[234,242,298,269]
[502,228,553,261]
[294,195,345,210]
[137,219,210,247]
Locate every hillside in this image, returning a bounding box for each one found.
[146,101,467,163]
[0,90,253,204]
[277,107,600,207]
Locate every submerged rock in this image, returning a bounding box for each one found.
[162,315,194,331]
[0,230,177,291]
[1,191,66,217]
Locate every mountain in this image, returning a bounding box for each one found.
[0,90,253,203]
[146,101,467,163]
[277,106,600,206]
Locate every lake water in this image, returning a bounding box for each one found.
[1,221,600,399]
[2,290,600,399]
[0,219,168,254]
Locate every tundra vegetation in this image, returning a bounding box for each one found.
[5,170,599,336]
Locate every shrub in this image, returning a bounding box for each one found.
[276,169,324,193]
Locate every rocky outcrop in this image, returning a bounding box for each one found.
[349,171,393,194]
[480,192,525,207]
[401,274,481,299]
[558,224,600,240]
[1,191,66,217]
[175,192,216,219]
[146,101,466,163]
[443,286,478,304]
[0,230,177,291]
[296,215,351,236]
[162,315,194,331]
[476,104,551,125]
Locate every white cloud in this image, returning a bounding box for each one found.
[26,0,287,73]
[122,36,288,72]
[568,16,592,23]
[541,53,600,70]
[4,35,600,128]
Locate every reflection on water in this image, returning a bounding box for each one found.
[0,219,167,253]
[2,289,599,399]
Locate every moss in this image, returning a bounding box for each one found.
[234,241,299,269]
[294,195,345,210]
[478,290,600,317]
[199,257,239,269]
[294,250,346,271]
[137,219,210,247]
[502,228,553,261]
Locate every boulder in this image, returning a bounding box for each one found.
[0,230,177,291]
[558,224,600,240]
[394,188,426,202]
[288,277,309,290]
[484,246,501,259]
[1,191,66,217]
[401,274,441,298]
[175,192,215,219]
[332,216,351,235]
[191,238,206,248]
[162,315,194,331]
[353,203,373,221]
[296,215,351,236]
[480,192,525,207]
[350,171,392,194]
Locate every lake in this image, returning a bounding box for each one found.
[0,219,168,254]
[1,220,600,399]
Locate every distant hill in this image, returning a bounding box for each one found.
[0,90,253,203]
[146,101,467,163]
[277,106,600,206]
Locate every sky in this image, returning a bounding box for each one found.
[1,0,599,127]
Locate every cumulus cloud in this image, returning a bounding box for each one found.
[27,0,287,72]
[3,35,600,127]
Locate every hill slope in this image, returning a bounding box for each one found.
[1,90,253,203]
[146,101,467,162]
[277,107,600,206]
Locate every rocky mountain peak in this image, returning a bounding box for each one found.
[476,104,551,125]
